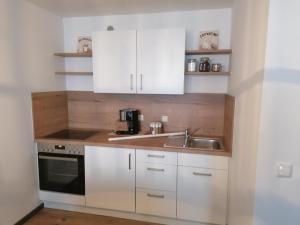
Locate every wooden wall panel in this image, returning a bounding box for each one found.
[223,95,235,153]
[32,91,68,138]
[67,92,226,137]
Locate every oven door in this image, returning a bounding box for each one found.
[38,152,85,195]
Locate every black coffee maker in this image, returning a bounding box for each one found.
[116,109,139,135]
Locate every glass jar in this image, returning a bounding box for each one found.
[199,57,211,72]
[150,122,162,135]
[187,59,197,72]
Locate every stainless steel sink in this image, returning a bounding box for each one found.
[188,137,224,150]
[164,135,224,151]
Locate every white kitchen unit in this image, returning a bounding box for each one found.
[136,149,178,218]
[136,29,185,94]
[177,153,229,225]
[92,28,185,94]
[85,146,135,212]
[92,30,137,93]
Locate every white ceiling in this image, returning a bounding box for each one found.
[27,0,233,17]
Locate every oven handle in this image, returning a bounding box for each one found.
[38,155,78,162]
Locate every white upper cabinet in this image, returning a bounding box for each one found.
[92,28,185,94]
[137,28,185,94]
[92,30,137,93]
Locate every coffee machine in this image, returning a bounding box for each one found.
[116,109,139,135]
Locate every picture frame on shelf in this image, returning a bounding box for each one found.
[77,36,92,53]
[199,31,219,50]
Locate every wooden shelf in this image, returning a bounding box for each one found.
[185,49,232,55]
[54,52,92,57]
[55,71,93,75]
[185,71,231,76]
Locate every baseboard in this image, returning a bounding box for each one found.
[14,202,44,225]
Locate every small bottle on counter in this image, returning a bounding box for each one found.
[150,122,163,135]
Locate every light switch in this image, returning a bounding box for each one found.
[276,163,293,178]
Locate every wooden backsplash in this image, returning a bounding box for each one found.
[67,91,226,136]
[32,91,68,138]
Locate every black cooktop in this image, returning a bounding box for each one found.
[45,129,98,140]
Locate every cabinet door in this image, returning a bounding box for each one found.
[85,146,135,212]
[92,30,137,93]
[137,28,185,94]
[177,166,228,225]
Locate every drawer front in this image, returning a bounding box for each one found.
[136,162,177,191]
[136,188,176,218]
[177,166,228,225]
[136,149,177,165]
[178,153,228,170]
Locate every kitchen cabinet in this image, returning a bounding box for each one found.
[92,28,185,94]
[85,146,135,212]
[92,30,137,93]
[177,154,228,225]
[136,29,185,94]
[136,149,177,218]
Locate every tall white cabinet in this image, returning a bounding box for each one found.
[92,28,185,94]
[85,146,135,212]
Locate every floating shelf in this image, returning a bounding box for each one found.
[54,52,92,57]
[185,71,231,76]
[185,49,232,55]
[55,71,93,75]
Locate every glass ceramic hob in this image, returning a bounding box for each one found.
[44,129,98,140]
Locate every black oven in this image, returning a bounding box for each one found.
[38,143,85,195]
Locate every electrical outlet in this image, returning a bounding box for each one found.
[276,163,293,178]
[138,114,144,121]
[161,115,168,123]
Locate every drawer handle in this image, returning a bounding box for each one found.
[147,193,165,199]
[193,172,212,177]
[147,154,165,158]
[147,167,165,172]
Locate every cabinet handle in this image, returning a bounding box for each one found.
[147,193,165,199]
[140,74,143,90]
[147,154,165,158]
[130,74,133,90]
[147,167,165,172]
[129,153,132,170]
[193,172,212,177]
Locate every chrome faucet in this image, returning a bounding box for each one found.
[183,129,189,148]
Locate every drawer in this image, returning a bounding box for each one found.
[136,162,177,191]
[136,188,176,218]
[136,149,177,165]
[178,153,228,170]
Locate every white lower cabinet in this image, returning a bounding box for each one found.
[85,146,135,212]
[84,146,228,224]
[136,149,177,218]
[136,188,176,218]
[177,166,228,225]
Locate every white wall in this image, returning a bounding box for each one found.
[253,0,300,224]
[62,9,232,93]
[0,0,64,224]
[227,0,269,224]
